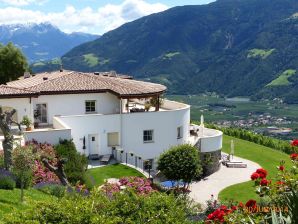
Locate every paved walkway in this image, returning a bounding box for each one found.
[189,154,260,205]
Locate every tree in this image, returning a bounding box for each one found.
[0,108,21,170]
[0,42,28,84]
[12,145,35,202]
[157,144,202,188]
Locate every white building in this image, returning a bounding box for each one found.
[0,70,222,169]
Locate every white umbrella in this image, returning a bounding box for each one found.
[200,114,204,126]
[230,140,235,160]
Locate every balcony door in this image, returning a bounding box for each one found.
[35,103,48,124]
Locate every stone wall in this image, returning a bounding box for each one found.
[200,150,221,177]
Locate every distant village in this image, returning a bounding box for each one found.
[214,113,295,137]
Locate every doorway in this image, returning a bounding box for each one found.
[89,134,99,155]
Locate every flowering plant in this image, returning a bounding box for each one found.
[101,176,155,197]
[291,139,298,147]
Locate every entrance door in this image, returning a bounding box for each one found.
[35,103,48,124]
[89,134,99,155]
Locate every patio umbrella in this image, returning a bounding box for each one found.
[230,140,234,160]
[200,114,204,126]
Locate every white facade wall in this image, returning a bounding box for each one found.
[54,114,121,155]
[55,103,191,162]
[0,98,34,123]
[24,129,71,145]
[200,129,223,153]
[34,93,120,124]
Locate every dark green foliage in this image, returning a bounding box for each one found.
[0,42,28,84]
[0,176,16,190]
[54,140,88,184]
[3,190,193,224]
[52,0,298,102]
[157,144,202,185]
[207,124,298,154]
[35,183,66,198]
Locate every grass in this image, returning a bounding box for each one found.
[86,163,145,186]
[0,188,54,218]
[266,69,296,87]
[247,48,275,59]
[218,135,293,202]
[83,53,99,67]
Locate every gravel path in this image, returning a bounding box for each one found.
[189,154,260,205]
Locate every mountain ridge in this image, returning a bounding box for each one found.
[0,23,99,63]
[45,0,298,102]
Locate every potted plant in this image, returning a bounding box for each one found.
[144,101,151,112]
[21,115,32,131]
[33,109,40,128]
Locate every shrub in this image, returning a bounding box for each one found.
[12,145,35,201]
[206,124,298,154]
[0,170,16,189]
[157,144,202,188]
[0,176,16,190]
[3,189,194,224]
[34,182,66,198]
[54,140,88,184]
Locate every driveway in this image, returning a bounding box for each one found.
[189,155,260,205]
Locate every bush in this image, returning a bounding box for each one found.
[157,144,202,188]
[0,169,16,190]
[54,140,88,184]
[34,182,66,198]
[206,124,298,154]
[3,190,194,224]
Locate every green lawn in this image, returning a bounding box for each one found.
[218,135,292,202]
[87,164,145,186]
[0,188,54,218]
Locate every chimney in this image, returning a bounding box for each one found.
[60,64,63,72]
[24,72,31,79]
[109,70,117,77]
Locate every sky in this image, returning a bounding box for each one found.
[0,0,215,34]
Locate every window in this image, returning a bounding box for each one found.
[85,100,96,113]
[143,130,154,143]
[35,103,47,123]
[108,132,119,146]
[177,126,183,139]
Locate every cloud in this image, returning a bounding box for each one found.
[0,0,46,6]
[0,0,168,34]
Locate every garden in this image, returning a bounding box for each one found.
[0,133,297,223]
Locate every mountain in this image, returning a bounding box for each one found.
[61,0,298,103]
[0,23,99,63]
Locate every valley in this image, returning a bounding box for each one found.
[168,94,298,140]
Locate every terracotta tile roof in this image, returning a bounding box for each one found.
[6,70,166,97]
[0,85,38,98]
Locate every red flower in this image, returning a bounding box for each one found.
[279,166,285,171]
[276,181,285,186]
[231,205,237,211]
[256,168,267,178]
[250,172,260,180]
[291,140,298,147]
[245,199,257,209]
[238,202,244,208]
[260,178,270,186]
[290,153,298,161]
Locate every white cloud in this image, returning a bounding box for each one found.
[0,0,168,34]
[0,0,46,6]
